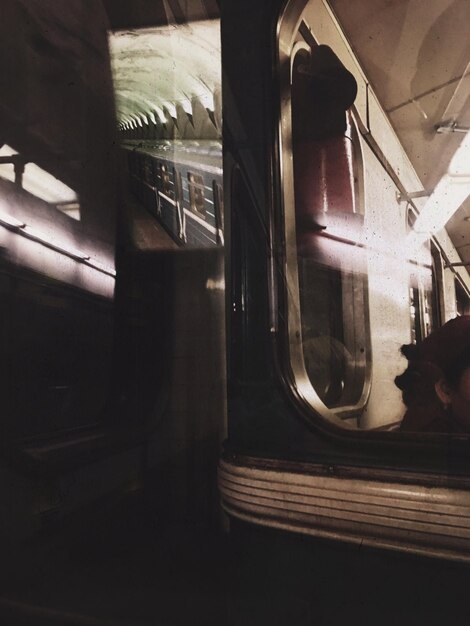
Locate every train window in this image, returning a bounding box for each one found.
[110,14,222,248]
[287,40,370,421]
[143,157,154,186]
[456,279,470,316]
[430,245,443,331]
[0,148,16,185]
[188,172,206,217]
[278,1,470,432]
[409,263,437,344]
[407,210,441,343]
[158,163,173,199]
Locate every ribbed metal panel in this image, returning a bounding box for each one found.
[219,458,470,562]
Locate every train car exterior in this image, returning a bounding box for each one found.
[124,140,223,247]
[218,0,470,577]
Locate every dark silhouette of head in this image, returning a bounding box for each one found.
[395,316,470,433]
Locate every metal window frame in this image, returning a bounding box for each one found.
[276,0,372,427]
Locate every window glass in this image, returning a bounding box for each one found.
[407,210,440,344]
[160,163,173,199]
[290,40,370,418]
[279,0,470,432]
[456,279,470,316]
[188,172,206,216]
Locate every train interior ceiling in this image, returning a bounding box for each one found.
[0,0,470,624]
[332,0,470,267]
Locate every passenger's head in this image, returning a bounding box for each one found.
[434,347,470,430]
[395,316,470,432]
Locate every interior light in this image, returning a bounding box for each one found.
[0,145,18,156]
[411,130,470,239]
[206,278,225,291]
[0,163,15,184]
[448,130,470,176]
[155,108,167,123]
[181,99,193,116]
[0,145,18,184]
[0,155,80,209]
[55,201,81,221]
[23,163,79,205]
[412,176,470,236]
[199,92,214,111]
[164,103,177,119]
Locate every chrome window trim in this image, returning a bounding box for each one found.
[219,456,470,563]
[429,242,444,326]
[276,0,371,427]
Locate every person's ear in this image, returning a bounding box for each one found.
[435,378,452,407]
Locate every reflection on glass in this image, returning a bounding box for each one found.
[110,19,222,249]
[283,0,470,431]
[291,43,369,415]
[0,144,80,220]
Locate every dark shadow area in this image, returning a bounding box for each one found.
[3,503,470,626]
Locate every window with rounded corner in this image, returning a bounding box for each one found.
[188,172,206,217]
[456,278,470,316]
[158,162,173,199]
[278,0,470,433]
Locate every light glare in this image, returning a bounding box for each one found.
[412,130,470,239]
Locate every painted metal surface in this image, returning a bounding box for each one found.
[220,456,470,562]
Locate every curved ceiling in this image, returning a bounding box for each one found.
[109,20,221,133]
